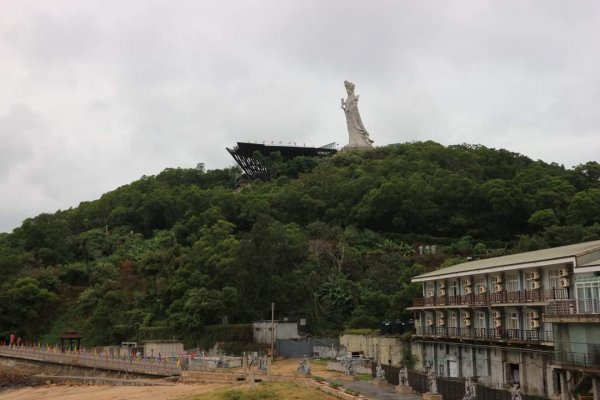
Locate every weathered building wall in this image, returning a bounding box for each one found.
[143,341,183,358]
[339,335,406,365]
[253,321,299,344]
[489,348,504,388]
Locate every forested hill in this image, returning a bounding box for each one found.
[1,141,599,346]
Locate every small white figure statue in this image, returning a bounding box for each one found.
[375,362,385,380]
[509,383,522,400]
[428,368,438,393]
[297,356,311,375]
[399,366,409,387]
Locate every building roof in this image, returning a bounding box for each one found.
[412,240,600,282]
[226,142,337,179]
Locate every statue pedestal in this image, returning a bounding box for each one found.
[396,386,413,394]
[423,393,443,400]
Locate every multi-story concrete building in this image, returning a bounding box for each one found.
[410,240,600,400]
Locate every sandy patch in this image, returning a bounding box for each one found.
[0,358,351,400]
[0,383,225,400]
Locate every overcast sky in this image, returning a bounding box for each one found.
[1,0,599,233]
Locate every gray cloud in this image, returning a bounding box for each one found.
[0,0,599,232]
[0,106,45,180]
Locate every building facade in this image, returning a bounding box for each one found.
[410,241,600,400]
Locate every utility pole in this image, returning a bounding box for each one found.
[270,302,275,362]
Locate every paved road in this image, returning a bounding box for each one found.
[340,380,422,400]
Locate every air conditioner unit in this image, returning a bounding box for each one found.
[437,311,444,318]
[560,278,570,288]
[493,319,502,328]
[439,282,446,289]
[531,281,540,290]
[465,286,473,294]
[493,276,503,283]
[463,319,471,327]
[495,283,503,292]
[437,318,445,326]
[479,286,487,294]
[559,268,569,277]
[463,311,471,319]
[528,311,539,319]
[492,311,501,319]
[530,319,540,329]
[440,289,447,296]
[463,278,472,286]
[529,271,540,280]
[428,288,435,297]
[427,319,434,326]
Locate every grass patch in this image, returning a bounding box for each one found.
[327,381,342,389]
[185,381,337,400]
[356,374,373,381]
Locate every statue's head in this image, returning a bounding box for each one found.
[344,80,355,91]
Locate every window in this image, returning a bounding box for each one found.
[475,312,485,329]
[449,280,459,296]
[507,363,520,384]
[475,276,486,294]
[449,311,457,328]
[508,311,519,329]
[548,270,561,289]
[525,273,534,290]
[575,278,600,313]
[426,282,435,297]
[506,272,519,292]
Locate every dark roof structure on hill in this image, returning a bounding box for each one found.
[226,142,337,179]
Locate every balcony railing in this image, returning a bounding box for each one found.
[551,349,600,370]
[413,288,568,307]
[414,326,554,343]
[545,299,600,315]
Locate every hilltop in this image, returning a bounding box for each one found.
[0,141,598,346]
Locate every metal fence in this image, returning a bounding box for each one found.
[371,366,549,400]
[275,337,339,358]
[0,345,180,376]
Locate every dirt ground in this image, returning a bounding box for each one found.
[0,358,349,400]
[0,383,223,400]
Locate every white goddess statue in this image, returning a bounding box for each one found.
[341,81,374,148]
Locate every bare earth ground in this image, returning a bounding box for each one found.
[0,358,346,400]
[0,383,223,400]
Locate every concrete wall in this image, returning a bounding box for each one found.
[0,356,156,379]
[339,334,406,365]
[143,342,183,358]
[253,321,299,344]
[488,347,504,388]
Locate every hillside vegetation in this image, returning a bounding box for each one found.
[0,141,599,346]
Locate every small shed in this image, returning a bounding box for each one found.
[253,320,299,344]
[143,340,184,358]
[59,330,81,352]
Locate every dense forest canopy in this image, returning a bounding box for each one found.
[1,141,599,346]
